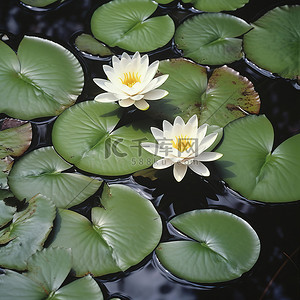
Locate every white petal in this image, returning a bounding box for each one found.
[184,114,198,138]
[93,78,116,93]
[173,163,188,182]
[198,132,218,153]
[131,94,144,101]
[112,55,121,68]
[162,120,173,139]
[119,98,135,107]
[142,60,159,85]
[95,93,118,102]
[142,74,169,94]
[144,89,168,100]
[153,158,174,169]
[151,127,164,140]
[114,93,131,100]
[189,161,210,177]
[139,54,149,77]
[173,116,185,135]
[197,124,208,144]
[134,99,149,111]
[194,152,223,162]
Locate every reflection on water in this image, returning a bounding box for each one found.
[0,0,300,299]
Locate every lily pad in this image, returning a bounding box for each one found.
[91,0,175,52]
[215,115,300,202]
[0,194,56,270]
[182,0,249,12]
[156,209,260,283]
[0,190,16,228]
[0,156,13,189]
[175,13,251,65]
[148,59,260,127]
[50,184,162,277]
[0,36,84,120]
[243,5,300,80]
[21,0,59,7]
[0,248,104,300]
[8,146,102,208]
[52,101,156,176]
[0,119,32,159]
[75,33,113,57]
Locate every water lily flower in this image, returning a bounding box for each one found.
[93,52,169,110]
[141,115,223,182]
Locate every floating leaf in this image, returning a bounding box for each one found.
[91,0,175,52]
[244,5,300,80]
[156,209,260,283]
[0,248,104,300]
[148,59,260,127]
[182,0,249,12]
[75,33,113,57]
[0,119,32,159]
[0,194,56,270]
[0,190,16,228]
[21,0,59,7]
[8,146,101,208]
[50,184,162,277]
[0,36,84,120]
[52,101,156,176]
[175,13,251,65]
[0,156,13,189]
[215,115,300,202]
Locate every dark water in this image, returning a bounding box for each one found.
[0,0,300,299]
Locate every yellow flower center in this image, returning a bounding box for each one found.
[172,135,193,152]
[120,72,141,87]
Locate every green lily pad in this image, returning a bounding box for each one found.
[8,146,102,208]
[243,5,300,80]
[75,33,113,57]
[0,119,32,159]
[175,13,251,65]
[0,156,13,189]
[0,194,56,270]
[215,115,300,202]
[182,0,249,12]
[0,248,104,300]
[52,101,156,176]
[0,36,84,120]
[0,190,16,228]
[148,59,260,127]
[50,184,162,277]
[91,0,175,52]
[156,209,260,283]
[21,0,59,7]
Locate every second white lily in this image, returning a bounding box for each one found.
[141,115,223,182]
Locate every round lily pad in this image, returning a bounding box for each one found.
[50,184,162,277]
[0,119,32,159]
[52,101,156,176]
[156,209,260,283]
[0,248,104,300]
[148,59,260,127]
[75,33,113,57]
[0,194,56,270]
[243,5,300,80]
[91,0,175,52]
[8,146,102,208]
[0,190,15,228]
[175,13,251,65]
[0,156,13,190]
[0,36,84,120]
[182,0,249,12]
[21,0,59,7]
[215,115,300,202]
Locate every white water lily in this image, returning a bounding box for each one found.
[93,52,169,110]
[141,115,223,182]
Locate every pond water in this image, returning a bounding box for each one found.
[0,0,300,299]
